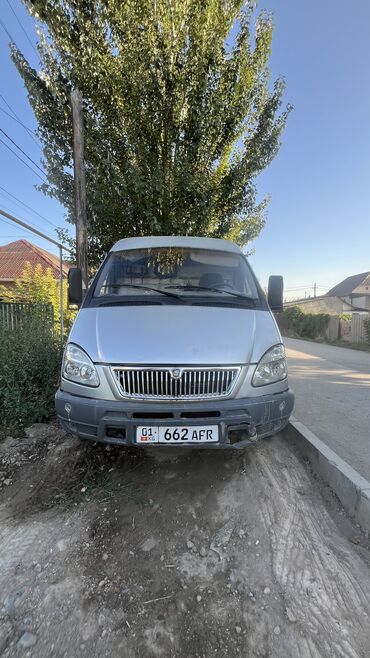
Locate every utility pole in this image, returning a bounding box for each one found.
[314,282,317,298]
[71,89,88,288]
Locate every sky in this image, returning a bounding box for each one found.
[0,0,370,298]
[0,0,67,259]
[249,0,370,299]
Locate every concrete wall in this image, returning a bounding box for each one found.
[327,314,369,344]
[326,316,340,340]
[345,295,370,310]
[285,296,353,315]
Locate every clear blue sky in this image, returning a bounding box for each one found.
[250,0,370,298]
[0,0,67,258]
[0,0,369,297]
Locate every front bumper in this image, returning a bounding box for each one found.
[55,388,294,449]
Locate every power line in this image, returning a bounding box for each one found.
[0,17,26,68]
[0,202,50,234]
[0,135,46,181]
[0,127,46,176]
[0,94,22,119]
[0,215,39,235]
[285,285,329,291]
[0,208,72,253]
[0,184,59,229]
[0,94,38,136]
[0,106,40,142]
[0,201,64,247]
[0,17,17,45]
[285,285,313,290]
[0,223,60,253]
[0,192,58,232]
[5,0,38,58]
[0,94,40,146]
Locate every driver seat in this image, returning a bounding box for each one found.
[199,272,224,288]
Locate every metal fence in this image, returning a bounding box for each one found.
[0,302,54,331]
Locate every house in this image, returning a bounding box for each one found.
[326,271,370,311]
[284,294,363,315]
[284,272,370,315]
[0,239,69,295]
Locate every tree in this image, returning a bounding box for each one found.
[12,0,291,264]
[0,262,75,334]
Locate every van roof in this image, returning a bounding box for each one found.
[111,236,242,253]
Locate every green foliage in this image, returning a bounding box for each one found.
[284,306,330,339]
[0,262,75,335]
[0,301,54,332]
[0,319,62,438]
[12,0,291,265]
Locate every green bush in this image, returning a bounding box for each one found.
[284,306,330,339]
[0,262,76,336]
[0,320,62,438]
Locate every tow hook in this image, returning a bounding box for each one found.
[228,422,258,445]
[247,422,258,442]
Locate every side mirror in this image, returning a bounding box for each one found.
[68,267,83,306]
[268,275,284,312]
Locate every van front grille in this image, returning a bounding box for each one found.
[111,367,240,400]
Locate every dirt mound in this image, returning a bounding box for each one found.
[1,425,370,657]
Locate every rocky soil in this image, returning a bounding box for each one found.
[1,424,370,657]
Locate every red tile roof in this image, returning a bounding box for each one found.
[0,240,69,281]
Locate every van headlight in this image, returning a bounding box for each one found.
[252,344,287,387]
[62,343,99,387]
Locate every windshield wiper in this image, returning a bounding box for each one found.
[97,284,183,300]
[164,284,256,302]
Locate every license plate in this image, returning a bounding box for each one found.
[136,425,219,444]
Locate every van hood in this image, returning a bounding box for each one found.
[69,305,281,365]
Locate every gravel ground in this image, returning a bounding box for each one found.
[1,424,370,657]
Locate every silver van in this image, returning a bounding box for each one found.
[55,236,294,448]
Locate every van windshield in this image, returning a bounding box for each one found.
[91,247,262,305]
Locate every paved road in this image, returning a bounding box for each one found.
[284,337,370,481]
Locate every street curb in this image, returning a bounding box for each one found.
[286,418,370,535]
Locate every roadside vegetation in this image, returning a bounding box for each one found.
[0,261,75,334]
[0,263,74,438]
[283,305,330,339]
[280,306,370,352]
[0,315,61,439]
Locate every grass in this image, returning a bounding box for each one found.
[40,446,147,511]
[324,339,370,353]
[283,333,370,353]
[52,475,145,510]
